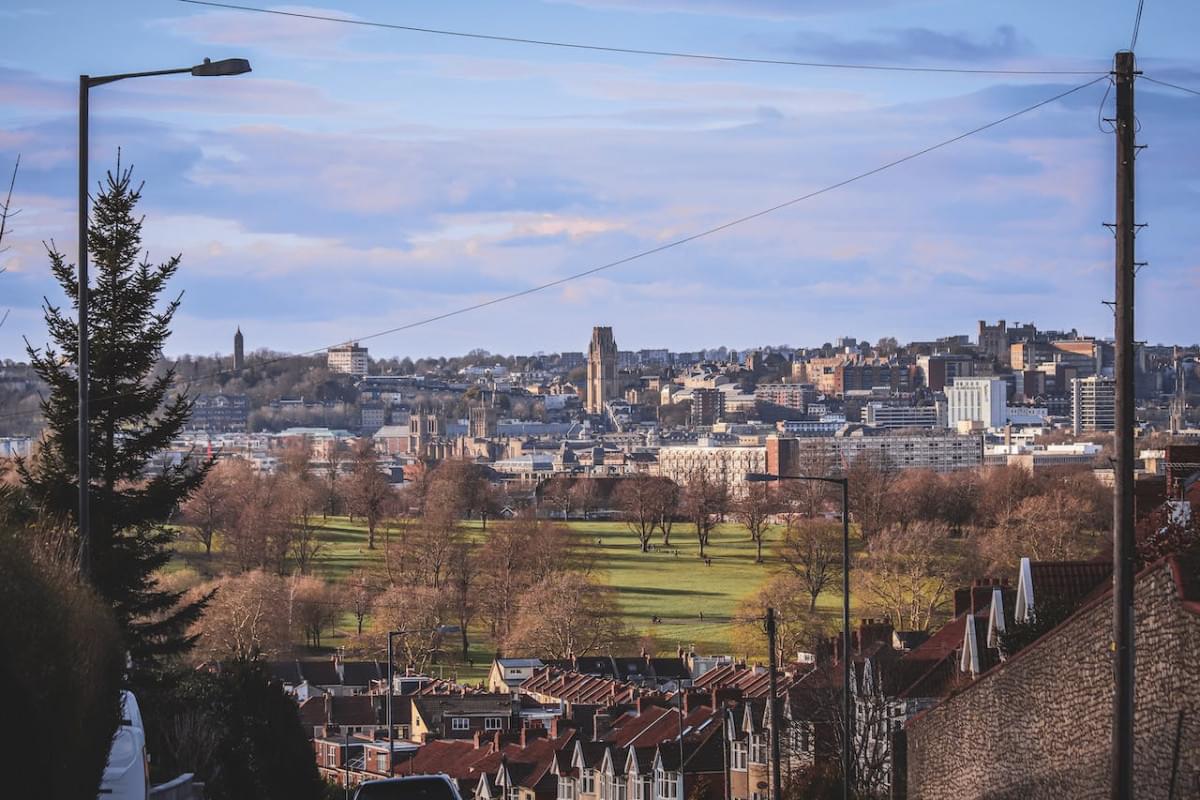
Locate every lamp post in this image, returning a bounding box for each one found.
[746,472,852,800]
[386,630,405,777]
[76,57,251,578]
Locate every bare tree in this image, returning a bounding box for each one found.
[856,521,976,632]
[542,476,574,520]
[682,470,727,558]
[347,567,377,636]
[733,480,779,563]
[615,473,659,552]
[846,452,898,542]
[776,519,843,611]
[372,583,450,672]
[348,438,392,549]
[189,570,291,661]
[570,478,601,520]
[779,447,836,523]
[281,444,325,574]
[732,573,834,662]
[290,575,339,648]
[447,539,477,662]
[650,477,680,546]
[323,438,348,518]
[505,571,630,658]
[0,156,19,329]
[178,459,238,555]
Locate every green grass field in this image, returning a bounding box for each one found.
[171,517,852,683]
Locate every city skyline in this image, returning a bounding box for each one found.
[2,1,1199,361]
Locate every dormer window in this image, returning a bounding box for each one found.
[731,740,747,771]
[452,717,471,731]
[582,770,596,795]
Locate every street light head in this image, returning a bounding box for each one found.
[744,473,779,483]
[191,57,252,77]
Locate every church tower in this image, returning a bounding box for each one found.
[234,327,245,372]
[586,326,618,415]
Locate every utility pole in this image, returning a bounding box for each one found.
[1111,49,1137,800]
[765,608,782,800]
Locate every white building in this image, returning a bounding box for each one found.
[656,443,767,497]
[946,377,1007,430]
[327,342,369,377]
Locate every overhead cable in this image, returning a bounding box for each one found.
[176,0,1105,77]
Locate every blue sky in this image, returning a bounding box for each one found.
[1,0,1198,361]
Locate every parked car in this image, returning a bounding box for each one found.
[354,775,463,800]
[98,690,149,800]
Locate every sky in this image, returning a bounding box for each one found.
[1,0,1198,361]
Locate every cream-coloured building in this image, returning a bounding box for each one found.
[656,443,767,496]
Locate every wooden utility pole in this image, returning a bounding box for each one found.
[766,608,782,800]
[1111,49,1137,800]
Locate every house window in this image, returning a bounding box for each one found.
[731,741,747,771]
[614,778,626,800]
[581,770,596,795]
[559,778,577,800]
[452,717,471,731]
[326,747,337,767]
[376,753,388,773]
[509,787,521,800]
[749,735,767,765]
[631,776,643,800]
[486,717,504,731]
[656,771,678,800]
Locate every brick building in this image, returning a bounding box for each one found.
[905,556,1200,798]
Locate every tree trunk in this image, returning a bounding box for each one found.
[461,627,469,662]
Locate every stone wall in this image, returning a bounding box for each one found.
[906,560,1200,799]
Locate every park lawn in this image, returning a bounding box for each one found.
[169,515,859,678]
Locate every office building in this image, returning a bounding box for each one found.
[1071,376,1116,434]
[327,342,369,377]
[946,377,1007,430]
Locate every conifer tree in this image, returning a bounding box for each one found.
[20,160,209,675]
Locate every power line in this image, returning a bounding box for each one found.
[176,0,1105,77]
[1140,74,1200,97]
[0,75,1106,423]
[1130,0,1146,51]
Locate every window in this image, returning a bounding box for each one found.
[731,741,747,771]
[485,717,504,731]
[376,753,388,773]
[613,778,626,800]
[509,787,521,800]
[452,717,471,731]
[558,778,577,800]
[631,775,643,800]
[326,747,337,767]
[656,771,678,800]
[582,770,596,795]
[749,735,767,765]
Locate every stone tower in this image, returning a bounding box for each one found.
[586,326,618,415]
[234,326,244,372]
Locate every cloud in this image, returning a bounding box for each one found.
[786,25,1031,65]
[544,0,901,19]
[151,4,364,59]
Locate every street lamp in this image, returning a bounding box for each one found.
[76,57,251,578]
[745,472,852,800]
[386,630,405,777]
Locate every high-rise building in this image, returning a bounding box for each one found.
[234,326,245,372]
[328,342,369,377]
[690,387,725,426]
[1071,376,1116,434]
[586,326,618,414]
[946,377,1007,430]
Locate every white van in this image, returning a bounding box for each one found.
[98,690,150,800]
